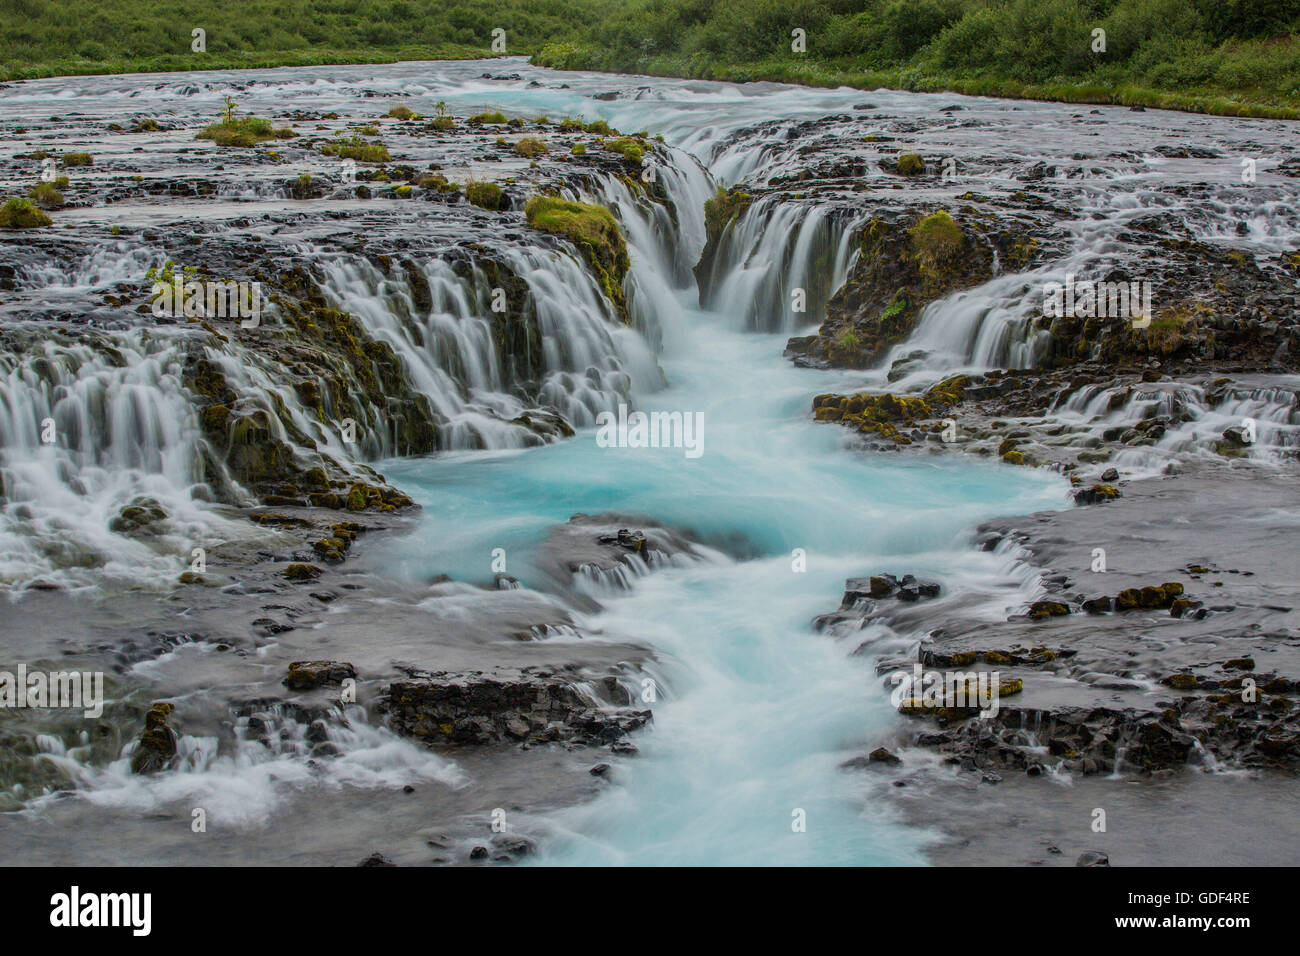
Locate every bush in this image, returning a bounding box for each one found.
[468,111,508,125]
[386,104,416,120]
[62,151,92,166]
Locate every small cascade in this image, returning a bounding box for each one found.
[699,197,862,333]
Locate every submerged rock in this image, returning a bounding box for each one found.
[130,702,178,774]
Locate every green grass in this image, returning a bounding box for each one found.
[465,181,504,210]
[0,197,52,228]
[321,133,390,163]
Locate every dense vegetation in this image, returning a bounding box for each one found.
[0,0,605,79]
[536,0,1300,117]
[1,0,1296,117]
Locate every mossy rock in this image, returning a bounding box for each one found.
[1029,600,1069,619]
[895,153,925,175]
[524,196,630,321]
[284,563,323,581]
[0,197,52,228]
[1002,450,1025,465]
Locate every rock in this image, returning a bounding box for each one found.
[469,846,489,860]
[1076,850,1110,866]
[284,660,356,690]
[1100,467,1119,481]
[869,747,902,765]
[130,702,178,774]
[283,563,322,581]
[358,852,396,867]
[1029,600,1070,619]
[1082,596,1113,614]
[589,762,611,776]
[1074,484,1120,505]
[1221,425,1251,446]
[383,672,650,747]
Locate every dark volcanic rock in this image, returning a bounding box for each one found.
[383,671,650,747]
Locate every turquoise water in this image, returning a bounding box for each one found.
[383,295,1066,864]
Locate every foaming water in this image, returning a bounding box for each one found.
[385,296,1067,865]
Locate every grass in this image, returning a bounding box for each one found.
[62,151,93,166]
[468,111,508,126]
[198,97,293,147]
[465,181,504,210]
[513,136,550,157]
[321,132,390,163]
[0,197,52,228]
[28,180,66,208]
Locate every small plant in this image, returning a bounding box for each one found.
[571,142,586,155]
[895,153,925,175]
[386,105,416,120]
[321,133,391,163]
[197,97,293,147]
[584,119,613,135]
[603,137,645,164]
[833,328,861,353]
[28,180,66,208]
[465,180,504,210]
[513,136,549,157]
[0,197,52,228]
[468,111,508,126]
[431,101,454,130]
[132,118,162,132]
[62,152,93,166]
[418,173,460,193]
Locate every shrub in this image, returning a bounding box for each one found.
[62,152,93,166]
[387,105,416,120]
[468,111,508,125]
[603,137,645,163]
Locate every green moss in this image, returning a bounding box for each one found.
[524,196,629,320]
[62,151,93,166]
[702,186,750,247]
[570,142,586,155]
[1002,449,1025,465]
[895,152,924,175]
[0,198,52,228]
[908,211,965,281]
[468,111,508,125]
[603,136,645,163]
[418,173,460,193]
[465,180,504,210]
